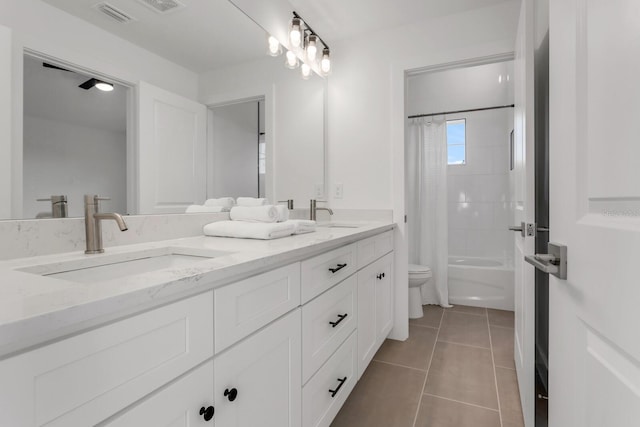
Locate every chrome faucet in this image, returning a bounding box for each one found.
[37,195,68,218]
[84,195,128,254]
[310,199,334,221]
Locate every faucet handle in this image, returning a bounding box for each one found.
[95,196,111,201]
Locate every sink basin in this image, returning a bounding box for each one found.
[318,223,361,229]
[18,247,231,284]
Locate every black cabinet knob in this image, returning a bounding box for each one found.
[376,273,384,280]
[224,388,238,402]
[199,406,214,421]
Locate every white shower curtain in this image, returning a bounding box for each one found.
[407,117,451,307]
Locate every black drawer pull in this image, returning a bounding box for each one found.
[329,377,347,398]
[329,313,348,328]
[224,388,238,402]
[199,406,214,421]
[376,272,386,280]
[328,263,347,273]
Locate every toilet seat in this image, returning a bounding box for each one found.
[409,264,432,278]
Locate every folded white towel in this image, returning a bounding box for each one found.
[185,205,226,213]
[203,220,296,240]
[236,197,268,206]
[230,205,278,223]
[204,197,235,208]
[286,219,317,234]
[275,205,290,222]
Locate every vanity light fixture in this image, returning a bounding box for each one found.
[267,11,331,79]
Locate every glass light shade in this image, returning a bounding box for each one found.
[320,48,331,74]
[95,81,114,92]
[301,63,311,80]
[289,18,302,47]
[285,50,299,69]
[267,35,282,57]
[306,35,318,62]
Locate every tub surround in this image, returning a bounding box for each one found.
[0,220,394,358]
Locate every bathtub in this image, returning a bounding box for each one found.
[447,256,515,311]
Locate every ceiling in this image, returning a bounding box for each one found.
[287,0,513,43]
[24,55,127,133]
[41,0,269,73]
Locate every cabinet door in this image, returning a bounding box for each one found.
[214,309,301,427]
[357,252,394,379]
[103,360,214,427]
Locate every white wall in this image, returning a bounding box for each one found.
[407,61,515,262]
[199,56,325,206]
[23,115,127,218]
[0,25,11,220]
[0,0,199,218]
[209,101,259,198]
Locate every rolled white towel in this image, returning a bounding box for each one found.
[230,205,278,223]
[275,205,290,222]
[204,197,235,208]
[236,197,268,206]
[286,219,317,234]
[203,220,296,240]
[185,205,226,213]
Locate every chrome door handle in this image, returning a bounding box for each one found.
[509,223,549,237]
[524,242,567,280]
[509,222,526,237]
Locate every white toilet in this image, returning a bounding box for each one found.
[408,264,432,319]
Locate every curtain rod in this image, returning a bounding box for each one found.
[407,104,515,119]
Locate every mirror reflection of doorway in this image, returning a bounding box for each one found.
[208,98,265,199]
[22,53,129,219]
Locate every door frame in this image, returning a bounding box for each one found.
[17,48,137,216]
[202,84,276,205]
[388,51,515,342]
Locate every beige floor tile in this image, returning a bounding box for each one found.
[490,325,516,369]
[425,342,498,409]
[488,308,515,328]
[414,394,501,427]
[331,361,426,427]
[410,304,443,329]
[437,311,491,348]
[373,324,437,370]
[448,305,487,316]
[496,367,525,427]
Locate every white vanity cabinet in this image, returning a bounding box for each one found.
[0,228,396,427]
[357,251,394,378]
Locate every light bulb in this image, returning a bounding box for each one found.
[301,63,311,80]
[285,50,299,69]
[306,35,318,62]
[290,18,302,48]
[267,35,281,57]
[320,48,331,75]
[95,81,114,92]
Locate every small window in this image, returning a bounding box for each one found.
[446,119,466,165]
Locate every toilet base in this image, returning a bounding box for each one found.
[409,286,424,319]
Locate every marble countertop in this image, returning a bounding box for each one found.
[0,221,395,358]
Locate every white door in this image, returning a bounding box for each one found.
[548,0,640,426]
[214,309,301,427]
[137,82,206,214]
[512,1,536,425]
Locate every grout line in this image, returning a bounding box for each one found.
[408,323,440,331]
[488,312,504,427]
[436,339,491,351]
[422,392,500,413]
[370,359,427,373]
[411,306,445,427]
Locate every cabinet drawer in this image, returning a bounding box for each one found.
[357,230,393,269]
[0,292,213,427]
[215,262,301,353]
[103,360,214,427]
[302,275,357,383]
[302,331,358,427]
[301,243,357,303]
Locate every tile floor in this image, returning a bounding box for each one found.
[331,305,525,427]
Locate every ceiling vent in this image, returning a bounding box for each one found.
[137,0,185,14]
[94,2,137,24]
